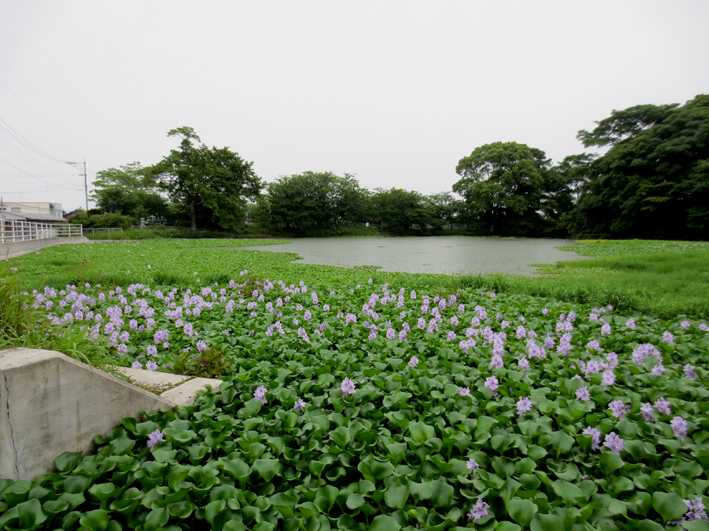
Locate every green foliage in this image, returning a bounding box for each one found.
[570,94,709,240]
[453,142,572,236]
[147,127,262,232]
[261,172,367,234]
[3,249,709,530]
[91,163,167,221]
[368,188,435,234]
[70,213,135,229]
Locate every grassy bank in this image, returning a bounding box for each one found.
[6,238,709,320]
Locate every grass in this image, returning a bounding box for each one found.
[0,262,120,368]
[457,240,709,320]
[6,237,709,320]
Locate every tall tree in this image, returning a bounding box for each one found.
[368,188,433,234]
[453,141,566,235]
[148,127,262,232]
[262,171,366,233]
[91,162,167,221]
[570,95,709,239]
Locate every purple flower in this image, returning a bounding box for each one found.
[601,369,616,386]
[131,361,143,369]
[409,356,420,369]
[662,331,674,343]
[684,498,708,521]
[700,324,709,331]
[518,357,529,369]
[196,340,207,352]
[399,329,407,341]
[681,321,691,330]
[684,364,698,379]
[651,363,665,376]
[484,376,499,395]
[466,458,479,475]
[447,331,457,341]
[147,429,165,448]
[468,499,490,522]
[146,361,158,371]
[576,386,591,401]
[254,386,268,404]
[542,308,549,316]
[608,400,627,418]
[654,397,672,415]
[516,326,526,339]
[341,378,356,398]
[459,387,473,398]
[671,416,688,438]
[490,355,503,369]
[626,318,636,329]
[641,403,654,422]
[601,323,611,336]
[386,328,396,340]
[603,432,624,454]
[583,426,601,450]
[587,340,601,351]
[294,398,306,413]
[516,397,533,416]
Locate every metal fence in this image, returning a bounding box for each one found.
[82,227,124,237]
[0,220,83,243]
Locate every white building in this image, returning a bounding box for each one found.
[0,201,63,217]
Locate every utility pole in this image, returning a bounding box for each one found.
[83,158,88,211]
[66,159,89,211]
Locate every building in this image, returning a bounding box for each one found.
[0,201,63,217]
[0,201,66,224]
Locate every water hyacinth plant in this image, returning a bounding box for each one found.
[1,244,709,530]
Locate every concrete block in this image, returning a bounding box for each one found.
[1,237,90,260]
[162,377,223,407]
[0,348,174,481]
[117,367,189,391]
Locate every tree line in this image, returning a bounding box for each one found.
[85,94,709,239]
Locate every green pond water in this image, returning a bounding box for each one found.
[226,237,590,276]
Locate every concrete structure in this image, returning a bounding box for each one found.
[0,236,90,260]
[0,201,63,217]
[0,348,222,480]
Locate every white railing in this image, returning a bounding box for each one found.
[82,227,124,237]
[0,220,83,243]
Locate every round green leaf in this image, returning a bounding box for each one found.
[652,491,687,522]
[530,513,565,531]
[370,515,402,531]
[508,498,537,527]
[79,509,109,531]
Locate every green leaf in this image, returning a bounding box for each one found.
[384,484,410,509]
[549,430,574,457]
[346,493,366,510]
[530,513,565,531]
[370,514,401,531]
[635,520,665,531]
[600,451,625,474]
[371,459,395,481]
[496,522,522,531]
[652,491,687,522]
[408,480,434,502]
[16,498,47,530]
[79,509,109,531]
[409,421,435,445]
[551,480,584,504]
[429,478,454,507]
[508,498,537,527]
[253,458,281,482]
[54,452,83,473]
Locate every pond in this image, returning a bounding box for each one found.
[231,237,590,276]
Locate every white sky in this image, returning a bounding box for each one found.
[1,1,708,211]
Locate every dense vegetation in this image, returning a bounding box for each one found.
[2,239,709,531]
[80,94,708,240]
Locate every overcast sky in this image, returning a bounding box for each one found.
[1,1,708,211]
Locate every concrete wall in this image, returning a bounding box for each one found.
[0,236,90,260]
[0,348,174,481]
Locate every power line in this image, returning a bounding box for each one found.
[0,119,66,164]
[0,136,78,183]
[0,76,80,157]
